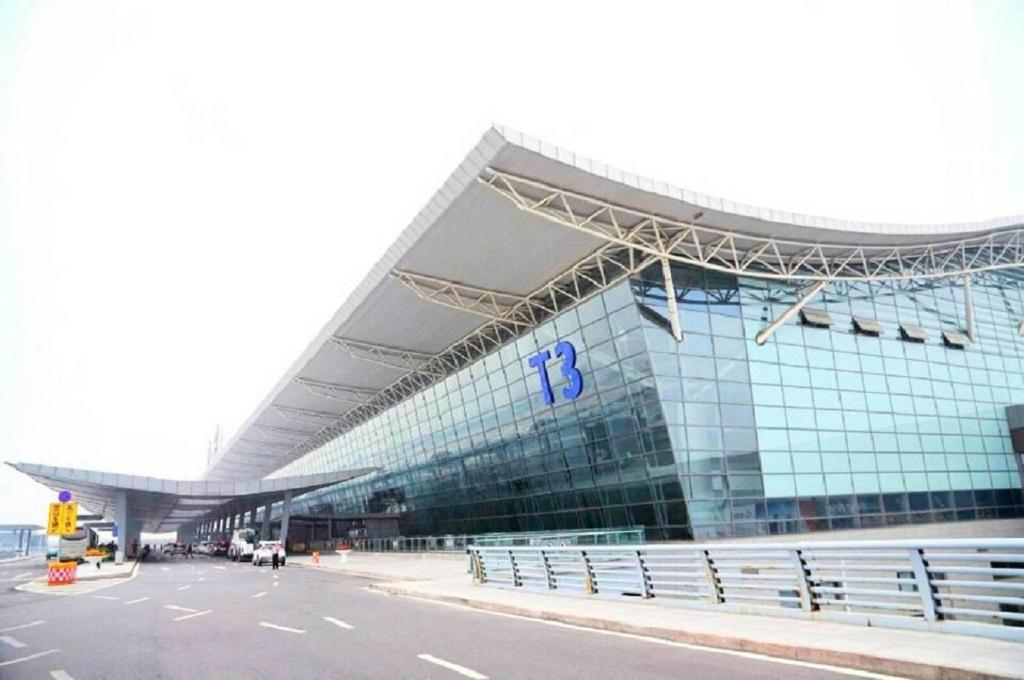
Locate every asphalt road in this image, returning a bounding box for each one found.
[0,554,896,680]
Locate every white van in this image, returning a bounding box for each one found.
[227,528,256,562]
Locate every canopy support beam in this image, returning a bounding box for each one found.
[755,281,827,346]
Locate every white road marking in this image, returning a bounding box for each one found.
[92,595,119,600]
[12,572,32,580]
[272,574,278,580]
[164,605,198,613]
[395,594,903,680]
[0,635,27,648]
[417,654,488,679]
[213,566,227,570]
[50,670,75,680]
[125,597,150,605]
[0,649,60,668]
[177,585,191,591]
[160,567,170,571]
[272,581,279,587]
[252,591,267,598]
[0,620,44,633]
[259,622,306,634]
[198,577,205,582]
[322,616,354,630]
[173,609,212,622]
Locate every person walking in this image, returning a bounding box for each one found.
[186,543,193,560]
[271,542,280,570]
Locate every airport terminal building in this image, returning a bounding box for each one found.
[198,128,1024,541]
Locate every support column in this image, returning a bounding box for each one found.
[228,513,236,535]
[24,529,32,556]
[16,529,23,555]
[261,503,272,540]
[660,257,683,342]
[756,280,827,346]
[115,489,129,565]
[280,491,292,549]
[964,274,976,341]
[248,505,258,528]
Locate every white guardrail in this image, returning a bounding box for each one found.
[468,539,1024,641]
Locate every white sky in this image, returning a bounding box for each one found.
[1,1,1022,523]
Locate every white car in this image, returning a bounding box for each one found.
[228,529,256,562]
[252,540,285,567]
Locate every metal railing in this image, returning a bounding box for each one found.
[468,538,1024,641]
[353,528,645,553]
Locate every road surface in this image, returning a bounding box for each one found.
[0,554,898,679]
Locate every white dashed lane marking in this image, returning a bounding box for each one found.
[50,670,75,680]
[259,622,305,634]
[92,595,119,600]
[173,610,212,622]
[323,616,354,630]
[0,635,27,648]
[252,591,267,598]
[125,597,150,605]
[177,585,191,591]
[164,605,199,613]
[0,649,60,668]
[0,620,44,633]
[213,566,227,571]
[417,654,489,679]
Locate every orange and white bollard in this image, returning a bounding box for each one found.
[47,561,77,586]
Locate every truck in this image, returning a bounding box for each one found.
[227,528,256,562]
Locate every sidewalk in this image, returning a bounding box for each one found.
[294,552,1023,680]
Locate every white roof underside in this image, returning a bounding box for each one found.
[204,126,1024,482]
[8,462,376,533]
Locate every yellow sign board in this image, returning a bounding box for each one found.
[46,502,79,536]
[47,503,62,535]
[60,502,78,535]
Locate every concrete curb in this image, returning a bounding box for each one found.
[72,557,140,582]
[368,582,1018,680]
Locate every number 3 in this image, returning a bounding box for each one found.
[554,340,583,401]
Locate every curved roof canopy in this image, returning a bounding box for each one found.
[204,126,1024,482]
[8,462,376,533]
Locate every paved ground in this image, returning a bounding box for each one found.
[0,554,898,680]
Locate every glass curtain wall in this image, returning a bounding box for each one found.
[279,261,1024,541]
[637,262,1024,539]
[276,281,690,540]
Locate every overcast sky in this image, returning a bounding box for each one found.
[1,1,1022,523]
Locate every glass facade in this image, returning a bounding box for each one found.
[277,262,1024,540]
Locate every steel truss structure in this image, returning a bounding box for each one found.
[250,168,1024,473]
[478,168,1024,284]
[269,240,655,470]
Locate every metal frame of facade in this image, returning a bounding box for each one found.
[230,165,1024,476]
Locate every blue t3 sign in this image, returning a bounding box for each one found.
[528,340,583,405]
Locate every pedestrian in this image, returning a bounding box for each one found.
[271,542,280,570]
[186,543,193,559]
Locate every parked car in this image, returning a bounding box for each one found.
[211,537,229,556]
[252,540,285,567]
[228,529,256,562]
[197,541,214,556]
[162,542,188,556]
